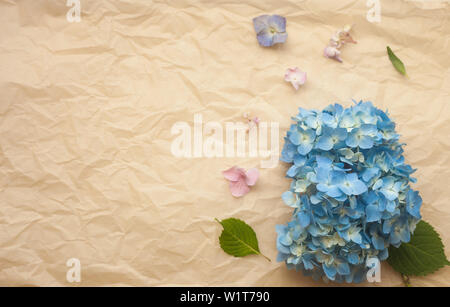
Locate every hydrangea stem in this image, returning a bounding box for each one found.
[401,274,411,287]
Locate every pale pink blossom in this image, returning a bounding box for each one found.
[223,166,259,197]
[243,113,260,133]
[324,45,342,63]
[324,24,356,63]
[284,67,307,90]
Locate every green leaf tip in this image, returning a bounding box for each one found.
[388,220,449,277]
[216,217,270,262]
[387,46,407,76]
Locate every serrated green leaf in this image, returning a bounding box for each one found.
[387,46,407,75]
[215,218,270,262]
[388,220,449,276]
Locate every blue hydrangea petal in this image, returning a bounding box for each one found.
[280,233,293,246]
[351,232,362,244]
[253,15,271,33]
[316,135,334,151]
[297,143,313,155]
[386,200,396,212]
[289,130,301,145]
[383,219,395,234]
[316,183,329,193]
[372,178,383,190]
[276,252,290,262]
[256,30,274,47]
[321,112,335,127]
[286,164,300,177]
[325,186,343,198]
[362,167,380,182]
[275,224,287,235]
[380,188,398,201]
[282,191,297,207]
[345,131,359,148]
[338,183,353,196]
[406,189,422,219]
[272,32,288,45]
[389,231,401,245]
[336,262,350,275]
[302,258,314,270]
[323,264,337,280]
[351,179,368,195]
[268,15,286,32]
[348,253,359,265]
[359,136,374,149]
[297,212,311,228]
[366,204,382,222]
[372,234,386,250]
[281,141,296,163]
[361,124,377,135]
[305,129,316,141]
[294,154,307,166]
[335,128,348,140]
[277,239,291,254]
[399,226,411,243]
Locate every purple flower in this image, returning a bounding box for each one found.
[253,15,287,47]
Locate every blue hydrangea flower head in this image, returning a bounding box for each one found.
[276,101,422,283]
[253,15,287,47]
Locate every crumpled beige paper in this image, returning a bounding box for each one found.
[0,0,449,286]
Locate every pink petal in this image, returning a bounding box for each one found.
[285,67,307,90]
[229,179,251,197]
[245,168,259,186]
[284,68,296,81]
[297,71,307,84]
[223,166,245,182]
[324,46,342,62]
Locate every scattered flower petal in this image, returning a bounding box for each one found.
[243,113,260,133]
[229,179,251,197]
[253,15,288,47]
[324,24,356,63]
[223,166,259,197]
[324,46,342,62]
[245,168,259,186]
[284,67,307,90]
[223,166,245,182]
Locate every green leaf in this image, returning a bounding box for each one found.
[387,46,407,75]
[388,220,450,276]
[215,218,270,262]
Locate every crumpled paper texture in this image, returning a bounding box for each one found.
[0,0,449,286]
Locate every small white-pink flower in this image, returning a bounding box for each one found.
[284,67,307,91]
[324,24,356,63]
[324,45,342,62]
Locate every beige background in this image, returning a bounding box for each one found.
[0,0,449,286]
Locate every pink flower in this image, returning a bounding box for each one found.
[284,67,307,90]
[223,166,259,197]
[324,46,342,63]
[324,24,356,63]
[243,113,260,133]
